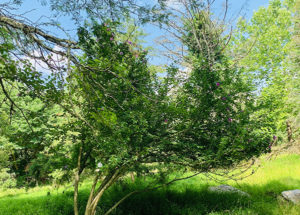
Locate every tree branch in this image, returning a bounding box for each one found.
[0,77,34,132]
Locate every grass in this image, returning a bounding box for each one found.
[0,153,300,215]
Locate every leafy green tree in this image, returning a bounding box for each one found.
[0,26,66,186]
[49,16,270,214]
[166,11,270,170]
[63,21,164,215]
[0,114,17,189]
[0,83,66,186]
[285,0,300,140]
[231,0,299,143]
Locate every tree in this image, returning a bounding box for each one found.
[0,82,65,186]
[0,25,69,187]
[230,0,299,143]
[285,0,300,141]
[52,21,167,215]
[63,15,270,215]
[0,109,17,189]
[163,10,270,171]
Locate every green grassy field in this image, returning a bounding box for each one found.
[0,154,300,215]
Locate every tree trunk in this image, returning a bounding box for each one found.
[84,168,123,215]
[74,145,83,215]
[130,172,135,182]
[84,174,100,215]
[286,120,293,143]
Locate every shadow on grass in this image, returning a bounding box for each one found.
[93,177,300,215]
[1,178,300,215]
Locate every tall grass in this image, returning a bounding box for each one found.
[0,154,299,215]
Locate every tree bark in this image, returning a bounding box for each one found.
[130,172,135,182]
[286,120,293,143]
[84,168,123,215]
[0,15,77,48]
[85,174,100,215]
[74,145,83,215]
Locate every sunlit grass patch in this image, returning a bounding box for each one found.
[0,154,299,215]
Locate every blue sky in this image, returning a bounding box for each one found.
[14,0,270,65]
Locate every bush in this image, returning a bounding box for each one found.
[0,168,16,189]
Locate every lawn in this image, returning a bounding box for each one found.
[0,153,300,215]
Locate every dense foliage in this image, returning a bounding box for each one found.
[231,0,300,143]
[171,13,270,170]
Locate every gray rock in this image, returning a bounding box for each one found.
[281,189,300,204]
[208,185,250,197]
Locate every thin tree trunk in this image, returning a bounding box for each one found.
[85,174,100,215]
[286,120,293,143]
[130,172,135,182]
[74,145,83,215]
[84,168,123,215]
[104,191,138,215]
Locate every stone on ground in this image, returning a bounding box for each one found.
[281,189,300,204]
[208,185,250,197]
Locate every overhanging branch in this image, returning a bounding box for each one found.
[0,15,77,48]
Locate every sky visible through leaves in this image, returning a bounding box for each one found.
[15,0,269,66]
